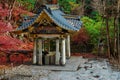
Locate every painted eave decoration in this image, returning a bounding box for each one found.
[13,5,82,34]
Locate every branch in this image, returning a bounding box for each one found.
[8,0,16,21]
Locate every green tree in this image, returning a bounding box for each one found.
[58,0,76,13]
[81,16,102,45]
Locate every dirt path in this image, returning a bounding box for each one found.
[0,57,120,80]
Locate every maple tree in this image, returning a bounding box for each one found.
[72,27,89,44]
[0,2,33,64]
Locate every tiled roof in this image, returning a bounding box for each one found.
[16,15,38,30]
[16,5,82,32]
[66,18,82,29]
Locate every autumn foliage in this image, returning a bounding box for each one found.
[0,2,33,65]
[72,27,89,44]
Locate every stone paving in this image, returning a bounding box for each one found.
[30,56,86,71]
[0,57,120,80]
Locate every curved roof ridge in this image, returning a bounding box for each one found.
[16,14,39,30]
[44,9,79,31]
[15,5,82,32]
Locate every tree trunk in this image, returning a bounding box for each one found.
[105,17,111,58]
[118,17,120,62]
[113,16,118,59]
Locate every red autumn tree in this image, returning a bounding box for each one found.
[0,2,33,52]
[72,27,89,44]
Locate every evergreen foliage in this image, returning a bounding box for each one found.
[58,0,76,13]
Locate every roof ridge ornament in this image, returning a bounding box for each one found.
[46,4,59,10]
[12,3,82,33]
[47,0,58,4]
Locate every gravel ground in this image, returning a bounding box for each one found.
[1,57,120,80]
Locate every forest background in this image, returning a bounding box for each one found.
[0,0,120,67]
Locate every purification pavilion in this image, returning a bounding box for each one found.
[13,0,82,65]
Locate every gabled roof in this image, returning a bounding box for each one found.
[16,5,82,32]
